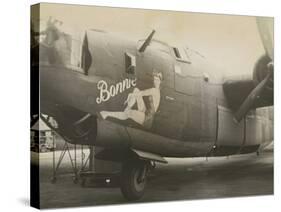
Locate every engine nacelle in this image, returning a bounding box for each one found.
[223,54,273,112]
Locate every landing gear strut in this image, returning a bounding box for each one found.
[120,160,149,201]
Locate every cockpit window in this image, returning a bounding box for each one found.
[125,52,136,74]
[173,47,181,59]
[172,47,191,64]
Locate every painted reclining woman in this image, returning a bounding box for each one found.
[100,71,163,129]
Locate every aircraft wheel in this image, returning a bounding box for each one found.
[120,161,148,201]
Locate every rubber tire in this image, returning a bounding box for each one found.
[120,161,147,201]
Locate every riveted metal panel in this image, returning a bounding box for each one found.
[217,105,244,146]
[245,115,263,146]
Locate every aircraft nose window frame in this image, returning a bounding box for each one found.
[125,52,136,75]
[172,46,191,64]
[80,34,92,75]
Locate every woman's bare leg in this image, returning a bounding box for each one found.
[126,93,137,108]
[100,111,128,120]
[136,94,146,112]
[126,109,145,125]
[126,88,146,112]
[100,88,146,124]
[100,109,145,125]
[125,88,140,108]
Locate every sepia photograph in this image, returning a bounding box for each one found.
[30,2,273,209]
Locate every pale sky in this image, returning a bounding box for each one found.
[37,3,272,77]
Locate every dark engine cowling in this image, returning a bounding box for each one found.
[223,54,273,112]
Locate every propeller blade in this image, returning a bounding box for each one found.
[234,69,272,123]
[256,17,274,61]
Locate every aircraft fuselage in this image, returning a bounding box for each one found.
[39,29,273,158]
